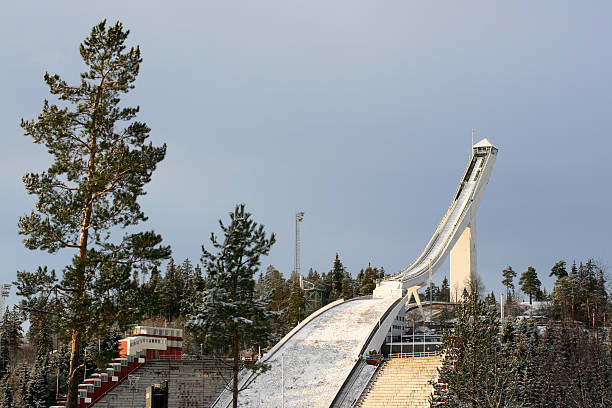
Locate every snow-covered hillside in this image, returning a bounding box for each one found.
[234,297,397,408]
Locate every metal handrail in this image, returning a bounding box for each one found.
[388,351,440,359]
[86,358,146,407]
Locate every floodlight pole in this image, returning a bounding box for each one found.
[0,284,11,317]
[429,260,433,322]
[295,212,304,287]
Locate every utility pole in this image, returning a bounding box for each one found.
[295,212,304,288]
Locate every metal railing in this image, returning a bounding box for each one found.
[86,358,146,407]
[388,351,440,359]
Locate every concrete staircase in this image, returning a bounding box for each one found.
[94,360,231,408]
[357,356,442,408]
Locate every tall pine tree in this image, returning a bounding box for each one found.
[550,260,568,280]
[187,204,276,408]
[25,356,52,408]
[519,266,542,305]
[329,254,345,301]
[501,265,516,303]
[288,275,306,327]
[360,263,377,295]
[0,375,12,408]
[440,276,450,302]
[17,20,170,407]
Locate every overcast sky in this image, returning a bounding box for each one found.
[2,1,611,307]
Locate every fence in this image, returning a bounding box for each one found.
[387,351,440,359]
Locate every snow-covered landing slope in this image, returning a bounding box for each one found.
[222,297,397,408]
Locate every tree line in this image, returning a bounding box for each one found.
[433,289,612,408]
[498,259,608,328]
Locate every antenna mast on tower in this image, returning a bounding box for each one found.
[295,212,304,288]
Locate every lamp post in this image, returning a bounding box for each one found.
[281,353,285,408]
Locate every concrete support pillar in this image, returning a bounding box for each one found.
[406,285,426,321]
[449,219,477,302]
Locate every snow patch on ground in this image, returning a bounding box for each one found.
[238,297,396,408]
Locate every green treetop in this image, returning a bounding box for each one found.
[519,266,542,305]
[550,260,568,280]
[360,263,378,295]
[288,274,306,327]
[501,265,516,303]
[329,253,346,301]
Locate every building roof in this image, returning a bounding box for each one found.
[473,138,495,148]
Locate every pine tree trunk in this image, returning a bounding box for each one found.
[66,143,94,408]
[65,330,81,408]
[232,329,239,408]
[586,298,590,325]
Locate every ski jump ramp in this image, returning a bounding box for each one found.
[377,138,498,301]
[211,139,497,408]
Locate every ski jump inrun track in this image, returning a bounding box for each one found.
[212,138,498,408]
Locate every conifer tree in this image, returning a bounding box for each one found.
[519,266,542,305]
[187,204,275,408]
[424,282,439,302]
[0,308,23,355]
[287,276,306,327]
[356,269,364,287]
[0,376,12,408]
[17,362,31,407]
[25,356,51,408]
[161,259,183,320]
[359,263,377,295]
[329,254,345,300]
[435,292,517,407]
[439,277,450,302]
[0,331,8,381]
[17,20,170,407]
[550,260,568,279]
[141,266,163,318]
[341,273,354,300]
[18,267,58,358]
[552,273,578,321]
[264,265,288,313]
[501,265,516,303]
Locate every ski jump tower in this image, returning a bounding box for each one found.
[374,138,497,302]
[211,139,498,408]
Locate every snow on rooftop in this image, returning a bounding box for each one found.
[473,138,495,148]
[237,297,397,408]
